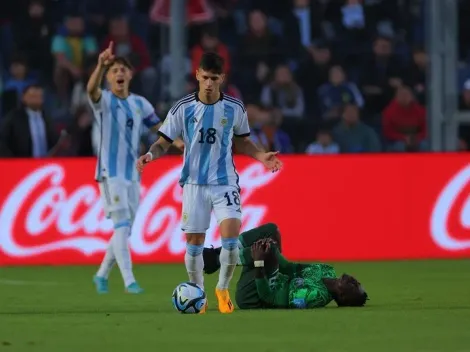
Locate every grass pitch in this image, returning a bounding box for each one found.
[0,260,469,352]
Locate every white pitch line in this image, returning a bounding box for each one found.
[0,279,61,286]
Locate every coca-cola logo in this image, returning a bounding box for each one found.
[0,162,278,258]
[431,164,470,250]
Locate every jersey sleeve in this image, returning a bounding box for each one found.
[87,89,109,113]
[234,107,250,137]
[140,98,161,129]
[158,110,183,143]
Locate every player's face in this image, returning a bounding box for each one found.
[107,63,132,93]
[336,274,363,306]
[23,87,44,111]
[196,69,224,96]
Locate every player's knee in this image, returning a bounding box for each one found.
[186,233,205,245]
[110,209,131,229]
[221,237,238,251]
[186,243,204,257]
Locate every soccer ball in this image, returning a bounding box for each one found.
[172,282,207,314]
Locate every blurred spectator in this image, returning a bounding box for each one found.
[296,42,333,113]
[12,0,53,78]
[408,46,427,104]
[236,9,284,101]
[305,129,339,154]
[101,17,157,99]
[382,86,427,152]
[3,55,37,101]
[222,79,243,101]
[318,64,364,121]
[251,107,293,153]
[52,15,98,104]
[338,0,368,44]
[65,105,94,156]
[191,25,231,75]
[282,0,325,56]
[333,104,381,153]
[0,85,59,157]
[71,55,98,112]
[247,104,292,153]
[361,36,406,115]
[458,137,469,152]
[85,0,131,41]
[459,79,470,111]
[260,64,305,119]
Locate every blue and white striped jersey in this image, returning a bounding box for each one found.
[159,92,250,187]
[88,89,160,182]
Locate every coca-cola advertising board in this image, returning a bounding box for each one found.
[0,155,469,266]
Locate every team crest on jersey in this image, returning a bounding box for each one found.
[114,195,120,203]
[220,118,228,126]
[182,212,189,223]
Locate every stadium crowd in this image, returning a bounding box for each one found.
[0,0,470,158]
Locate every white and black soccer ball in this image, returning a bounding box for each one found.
[172,282,207,314]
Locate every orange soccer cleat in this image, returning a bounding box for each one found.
[215,288,234,314]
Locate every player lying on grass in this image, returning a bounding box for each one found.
[203,223,368,309]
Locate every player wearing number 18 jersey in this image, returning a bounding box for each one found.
[137,52,282,313]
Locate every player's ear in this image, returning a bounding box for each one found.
[219,73,225,85]
[196,69,201,81]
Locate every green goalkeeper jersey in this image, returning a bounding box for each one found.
[254,263,337,309]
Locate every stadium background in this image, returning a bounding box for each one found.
[1,1,470,351]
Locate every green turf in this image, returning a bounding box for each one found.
[0,260,469,352]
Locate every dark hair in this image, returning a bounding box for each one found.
[23,84,43,95]
[199,52,224,74]
[336,275,368,307]
[317,128,332,136]
[10,53,27,66]
[107,56,134,71]
[201,23,218,38]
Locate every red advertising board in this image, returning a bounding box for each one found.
[0,155,469,266]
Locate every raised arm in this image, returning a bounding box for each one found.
[251,241,288,308]
[86,41,114,103]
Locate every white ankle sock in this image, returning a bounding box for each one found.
[96,244,115,279]
[217,238,239,290]
[185,244,204,290]
[111,221,135,287]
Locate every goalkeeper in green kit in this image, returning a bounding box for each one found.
[203,223,368,309]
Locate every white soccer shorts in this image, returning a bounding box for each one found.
[181,184,242,233]
[98,178,140,221]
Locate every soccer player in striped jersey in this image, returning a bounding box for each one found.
[87,42,183,294]
[137,52,282,313]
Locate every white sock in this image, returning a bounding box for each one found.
[217,238,239,290]
[111,222,136,287]
[96,243,115,279]
[185,244,204,290]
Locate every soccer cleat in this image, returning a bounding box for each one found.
[126,282,144,294]
[93,275,109,294]
[199,300,208,314]
[215,288,235,314]
[203,246,221,274]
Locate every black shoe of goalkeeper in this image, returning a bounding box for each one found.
[203,246,221,274]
